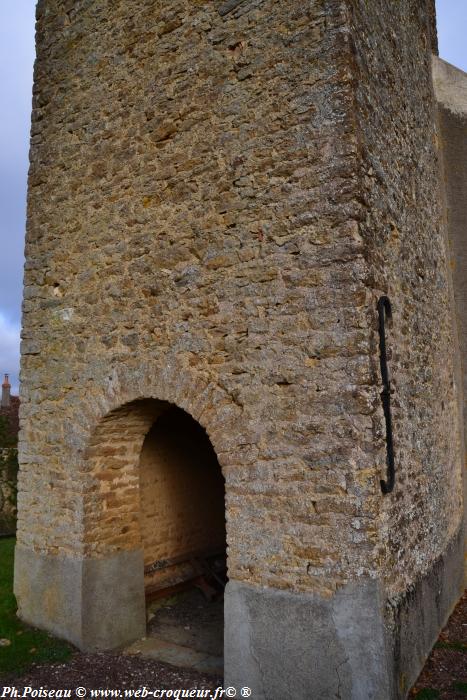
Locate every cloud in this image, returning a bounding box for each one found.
[0,313,21,394]
[0,2,34,326]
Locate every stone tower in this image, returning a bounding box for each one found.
[15,1,465,698]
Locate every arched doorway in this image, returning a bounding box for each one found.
[137,406,226,669]
[81,397,227,663]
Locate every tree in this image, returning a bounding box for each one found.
[0,416,16,448]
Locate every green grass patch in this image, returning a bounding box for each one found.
[435,640,467,652]
[452,681,467,694]
[0,537,73,677]
[414,690,440,700]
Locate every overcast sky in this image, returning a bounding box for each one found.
[0,1,466,394]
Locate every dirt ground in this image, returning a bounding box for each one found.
[1,652,223,696]
[147,589,224,656]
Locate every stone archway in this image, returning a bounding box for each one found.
[78,398,227,651]
[15,363,243,654]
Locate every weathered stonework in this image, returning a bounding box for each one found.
[348,0,464,599]
[16,1,465,697]
[432,57,467,570]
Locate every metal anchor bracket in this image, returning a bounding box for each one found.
[377,296,395,494]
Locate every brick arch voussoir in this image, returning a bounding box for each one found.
[79,361,243,555]
[82,360,243,477]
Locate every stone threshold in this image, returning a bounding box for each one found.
[124,636,223,676]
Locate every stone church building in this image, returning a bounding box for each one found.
[14,1,466,698]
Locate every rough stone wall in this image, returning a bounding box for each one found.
[432,56,467,560]
[427,0,438,55]
[18,0,463,606]
[139,407,225,588]
[348,0,464,597]
[19,0,377,596]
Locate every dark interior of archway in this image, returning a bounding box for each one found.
[138,405,226,669]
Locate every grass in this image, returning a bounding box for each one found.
[0,537,72,677]
[435,640,467,652]
[452,681,467,695]
[414,689,440,699]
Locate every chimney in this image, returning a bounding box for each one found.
[2,374,11,408]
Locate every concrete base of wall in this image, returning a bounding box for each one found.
[224,527,464,700]
[14,526,463,693]
[14,546,146,650]
[386,525,464,697]
[224,578,391,700]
